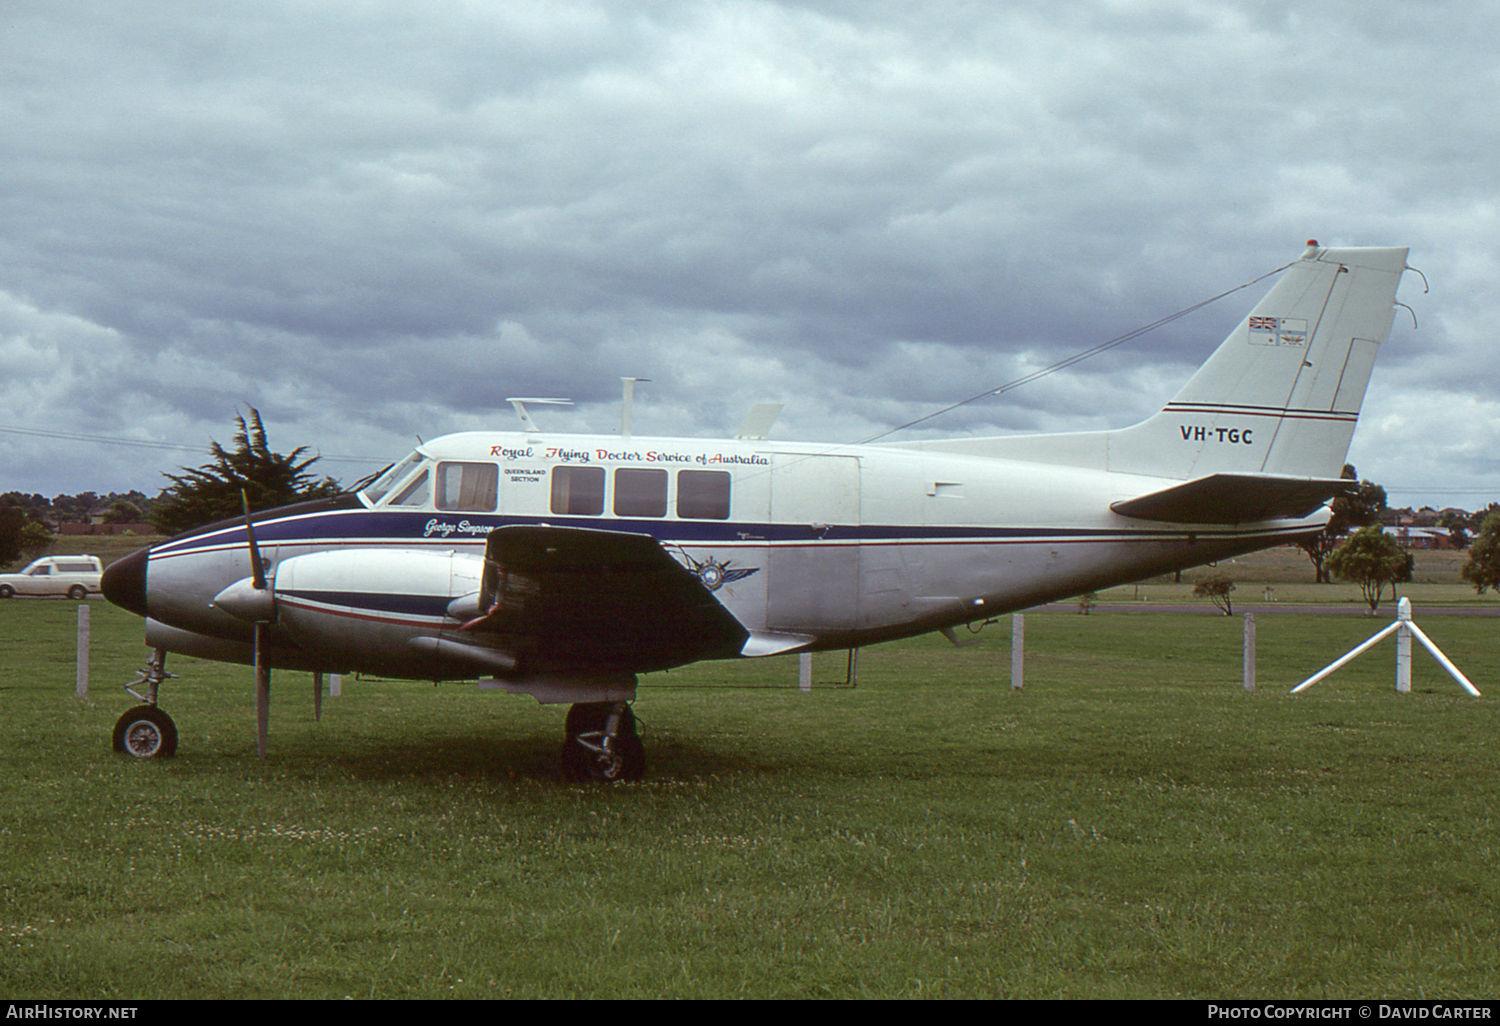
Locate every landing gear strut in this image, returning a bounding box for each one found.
[562,701,645,782]
[113,649,178,759]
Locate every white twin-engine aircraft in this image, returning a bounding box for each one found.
[102,242,1411,780]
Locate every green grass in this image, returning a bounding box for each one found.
[3,599,1499,998]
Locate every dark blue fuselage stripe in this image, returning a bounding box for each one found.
[153,508,1305,558]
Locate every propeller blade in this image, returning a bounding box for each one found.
[240,489,268,591]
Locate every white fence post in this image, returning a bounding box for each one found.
[1243,612,1255,692]
[1011,613,1024,690]
[76,603,90,698]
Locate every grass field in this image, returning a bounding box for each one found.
[3,593,1498,999]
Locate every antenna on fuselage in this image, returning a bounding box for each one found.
[620,377,651,439]
[734,402,783,440]
[506,397,572,434]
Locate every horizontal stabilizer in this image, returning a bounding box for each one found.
[1110,473,1354,524]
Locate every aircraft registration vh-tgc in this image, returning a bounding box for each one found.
[101,241,1412,781]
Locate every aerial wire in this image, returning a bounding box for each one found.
[859,258,1299,444]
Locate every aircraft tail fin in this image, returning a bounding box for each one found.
[892,243,1409,484]
[1105,242,1408,481]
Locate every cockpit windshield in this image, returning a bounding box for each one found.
[359,450,427,506]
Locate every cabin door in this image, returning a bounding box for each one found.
[766,454,861,631]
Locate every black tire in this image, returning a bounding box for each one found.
[0,585,13,599]
[68,585,88,600]
[112,706,178,759]
[561,703,644,782]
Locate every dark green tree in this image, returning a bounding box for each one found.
[1327,525,1409,614]
[1461,510,1500,595]
[1438,509,1473,550]
[1296,465,1387,583]
[152,409,342,536]
[102,499,144,524]
[0,499,53,569]
[0,503,27,568]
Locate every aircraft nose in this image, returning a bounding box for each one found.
[102,548,150,617]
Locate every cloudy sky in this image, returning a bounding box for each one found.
[3,0,1497,509]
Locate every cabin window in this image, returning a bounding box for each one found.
[677,470,731,519]
[389,468,430,507]
[436,461,499,512]
[550,466,605,515]
[613,468,668,518]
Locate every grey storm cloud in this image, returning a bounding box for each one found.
[2,0,1498,507]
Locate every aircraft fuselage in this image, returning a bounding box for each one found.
[106,430,1322,683]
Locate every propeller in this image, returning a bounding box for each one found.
[210,490,276,759]
[244,491,273,760]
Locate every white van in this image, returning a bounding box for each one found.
[0,555,104,599]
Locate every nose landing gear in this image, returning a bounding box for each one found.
[112,649,178,759]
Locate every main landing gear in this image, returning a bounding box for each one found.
[112,649,178,759]
[562,701,645,783]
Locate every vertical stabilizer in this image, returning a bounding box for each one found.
[1105,243,1408,480]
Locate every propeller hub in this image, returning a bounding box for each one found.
[211,576,276,623]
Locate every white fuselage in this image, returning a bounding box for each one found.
[135,429,1320,680]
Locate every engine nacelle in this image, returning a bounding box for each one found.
[216,548,492,679]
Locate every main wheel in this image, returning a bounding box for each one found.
[112,706,178,759]
[562,703,644,782]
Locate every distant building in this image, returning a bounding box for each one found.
[1384,526,1456,550]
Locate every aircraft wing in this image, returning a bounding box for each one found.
[458,525,749,674]
[1109,473,1353,524]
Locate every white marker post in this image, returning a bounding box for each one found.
[1243,612,1255,692]
[799,652,812,692]
[76,603,90,698]
[1291,598,1480,696]
[1011,613,1024,690]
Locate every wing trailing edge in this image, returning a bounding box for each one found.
[1110,473,1353,525]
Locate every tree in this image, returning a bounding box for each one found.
[1439,509,1473,550]
[1327,526,1409,614]
[1193,571,1236,615]
[1296,465,1387,583]
[152,409,342,536]
[102,499,144,524]
[0,503,27,568]
[1461,511,1500,595]
[0,499,53,569]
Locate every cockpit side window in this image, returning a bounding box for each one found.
[361,451,425,505]
[389,468,431,507]
[436,462,499,512]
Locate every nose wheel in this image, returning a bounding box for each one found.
[113,648,178,759]
[112,705,178,759]
[562,702,645,782]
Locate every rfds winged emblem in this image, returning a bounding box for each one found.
[674,551,760,592]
